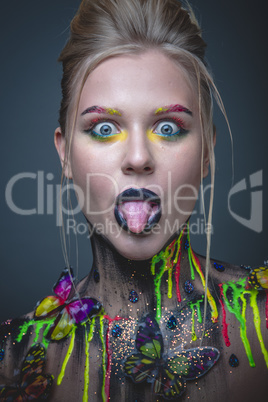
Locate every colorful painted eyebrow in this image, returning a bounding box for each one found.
[81,106,122,116]
[155,104,192,116]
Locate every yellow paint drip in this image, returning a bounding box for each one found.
[248,289,268,368]
[57,328,76,385]
[188,245,218,323]
[83,319,96,402]
[99,316,107,402]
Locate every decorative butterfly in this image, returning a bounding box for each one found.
[0,343,53,401]
[34,268,102,341]
[124,315,220,399]
[246,266,268,290]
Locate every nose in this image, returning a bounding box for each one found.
[121,130,155,175]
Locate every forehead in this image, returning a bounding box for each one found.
[78,51,197,115]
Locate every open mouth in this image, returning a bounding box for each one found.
[114,188,162,234]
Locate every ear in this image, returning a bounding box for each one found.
[203,127,216,178]
[54,127,73,179]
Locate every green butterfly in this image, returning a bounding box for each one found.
[124,315,220,399]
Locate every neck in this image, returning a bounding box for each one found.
[79,228,191,319]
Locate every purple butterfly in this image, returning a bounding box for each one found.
[34,268,102,341]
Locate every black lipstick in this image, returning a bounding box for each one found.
[114,188,162,234]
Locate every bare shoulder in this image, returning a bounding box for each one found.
[0,314,35,384]
[197,253,268,400]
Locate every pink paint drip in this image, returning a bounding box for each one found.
[175,250,182,303]
[103,315,124,400]
[218,284,231,347]
[265,289,268,329]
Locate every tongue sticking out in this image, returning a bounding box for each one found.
[118,201,158,234]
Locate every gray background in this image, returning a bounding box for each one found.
[0,0,267,322]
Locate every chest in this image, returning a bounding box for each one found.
[43,297,267,402]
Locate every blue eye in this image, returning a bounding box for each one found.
[153,120,187,139]
[91,122,118,137]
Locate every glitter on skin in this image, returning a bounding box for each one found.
[99,316,107,402]
[188,297,204,341]
[57,327,76,385]
[83,318,96,402]
[154,104,192,116]
[218,284,231,347]
[103,315,124,400]
[222,279,255,367]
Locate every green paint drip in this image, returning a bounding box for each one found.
[151,239,181,322]
[16,318,54,348]
[187,230,195,281]
[16,319,35,342]
[57,327,76,385]
[248,290,268,368]
[32,319,54,346]
[151,256,167,322]
[83,319,96,402]
[99,316,107,402]
[188,297,204,341]
[222,279,255,367]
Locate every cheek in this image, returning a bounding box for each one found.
[167,143,202,215]
[70,146,119,216]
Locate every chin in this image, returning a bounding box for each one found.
[110,231,174,261]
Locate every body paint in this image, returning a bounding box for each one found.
[266,289,268,329]
[81,106,122,116]
[151,230,185,322]
[57,327,76,385]
[175,250,182,303]
[83,319,96,402]
[188,244,218,323]
[222,279,255,367]
[99,316,107,402]
[154,104,192,116]
[16,318,54,348]
[218,284,231,347]
[188,297,204,342]
[248,289,268,368]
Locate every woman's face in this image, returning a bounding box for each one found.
[56,51,208,260]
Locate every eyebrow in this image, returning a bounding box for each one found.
[81,106,122,116]
[155,104,192,116]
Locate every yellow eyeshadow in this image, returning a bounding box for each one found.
[147,130,161,143]
[96,130,127,143]
[154,107,168,115]
[105,108,122,116]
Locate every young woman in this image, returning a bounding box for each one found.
[0,1,267,401]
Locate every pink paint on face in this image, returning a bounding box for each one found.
[57,51,209,260]
[154,104,192,116]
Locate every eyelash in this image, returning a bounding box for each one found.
[152,117,188,140]
[84,117,188,141]
[84,118,119,140]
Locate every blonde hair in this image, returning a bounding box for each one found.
[58,0,230,320]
